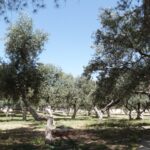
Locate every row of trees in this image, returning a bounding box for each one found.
[37,64,96,119]
[0,0,149,121]
[0,15,96,120]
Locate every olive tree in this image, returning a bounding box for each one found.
[4,14,48,120]
[84,0,150,112]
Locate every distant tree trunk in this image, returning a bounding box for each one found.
[45,117,54,144]
[136,112,142,120]
[136,103,142,120]
[72,104,77,119]
[21,101,27,120]
[67,109,70,116]
[88,109,91,116]
[22,106,27,121]
[45,106,53,117]
[66,96,70,116]
[129,110,132,120]
[94,106,103,120]
[22,94,46,121]
[66,107,70,116]
[106,109,110,118]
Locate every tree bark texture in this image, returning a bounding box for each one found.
[94,106,103,120]
[72,104,77,119]
[45,117,54,144]
[22,96,46,121]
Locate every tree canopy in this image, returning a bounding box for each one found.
[0,0,64,22]
[84,0,150,110]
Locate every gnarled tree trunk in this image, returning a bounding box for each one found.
[45,117,54,144]
[102,100,120,112]
[22,96,46,121]
[94,106,103,120]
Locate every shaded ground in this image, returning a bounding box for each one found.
[138,140,150,150]
[1,125,150,150]
[1,113,150,149]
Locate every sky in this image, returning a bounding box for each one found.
[0,0,118,77]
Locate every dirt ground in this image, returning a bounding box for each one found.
[1,113,150,150]
[1,126,149,150]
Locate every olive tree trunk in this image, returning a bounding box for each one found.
[22,106,27,121]
[136,103,142,120]
[66,108,70,116]
[88,109,91,116]
[128,110,132,120]
[94,106,103,120]
[45,117,54,144]
[136,112,142,120]
[72,104,78,119]
[22,95,46,121]
[106,109,110,118]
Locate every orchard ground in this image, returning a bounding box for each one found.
[0,112,150,150]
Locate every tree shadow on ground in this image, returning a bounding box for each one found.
[0,128,44,150]
[0,118,34,122]
[1,125,150,150]
[55,116,95,121]
[55,117,90,121]
[89,119,150,128]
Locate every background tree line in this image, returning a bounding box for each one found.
[0,0,149,121]
[0,15,95,120]
[84,0,150,120]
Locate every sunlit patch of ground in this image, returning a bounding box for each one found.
[0,121,31,130]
